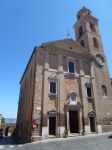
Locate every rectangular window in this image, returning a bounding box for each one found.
[69,61,74,73]
[86,86,93,98]
[49,81,56,94]
[68,60,75,73]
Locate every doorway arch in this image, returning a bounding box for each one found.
[88,111,96,133]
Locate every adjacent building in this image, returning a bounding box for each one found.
[0,114,3,127]
[16,7,112,143]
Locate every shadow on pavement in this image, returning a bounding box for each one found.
[0,136,17,145]
[108,135,112,139]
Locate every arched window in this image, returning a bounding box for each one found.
[79,26,83,38]
[69,92,76,101]
[93,37,99,48]
[78,15,80,19]
[102,85,108,97]
[80,40,85,47]
[90,22,96,32]
[68,92,77,105]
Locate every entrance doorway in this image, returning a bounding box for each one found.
[49,117,56,135]
[69,111,79,133]
[89,117,96,132]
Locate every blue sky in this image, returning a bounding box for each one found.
[0,0,112,118]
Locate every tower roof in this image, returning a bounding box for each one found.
[77,7,91,19]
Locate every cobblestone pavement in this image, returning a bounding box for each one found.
[0,133,112,150]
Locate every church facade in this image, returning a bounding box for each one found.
[16,7,112,143]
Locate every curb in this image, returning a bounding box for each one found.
[29,132,112,145]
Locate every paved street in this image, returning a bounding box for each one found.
[0,136,24,149]
[0,136,15,145]
[0,133,112,150]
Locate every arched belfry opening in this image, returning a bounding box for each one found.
[102,85,108,97]
[74,6,103,52]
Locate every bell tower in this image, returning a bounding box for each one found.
[74,7,104,54]
[74,7,112,132]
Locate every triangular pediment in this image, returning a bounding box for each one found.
[88,111,96,117]
[44,38,91,57]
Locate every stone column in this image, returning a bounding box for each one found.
[67,110,70,135]
[79,108,83,133]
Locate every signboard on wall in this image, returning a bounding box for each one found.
[32,118,40,129]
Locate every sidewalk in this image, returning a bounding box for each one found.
[31,132,112,145]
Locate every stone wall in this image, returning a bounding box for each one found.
[16,48,37,143]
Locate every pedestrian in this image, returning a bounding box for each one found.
[5,127,9,136]
[0,128,3,138]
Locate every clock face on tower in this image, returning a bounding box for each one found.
[95,53,105,67]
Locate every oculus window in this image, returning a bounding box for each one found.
[95,53,105,67]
